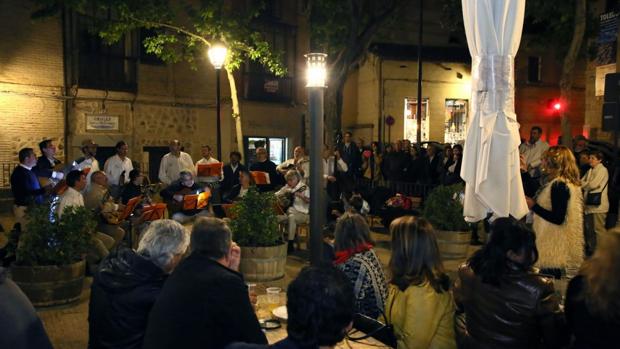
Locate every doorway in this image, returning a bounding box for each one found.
[244,136,288,167]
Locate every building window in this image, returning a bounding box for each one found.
[444,99,468,144]
[404,98,430,143]
[74,13,137,92]
[527,56,541,83]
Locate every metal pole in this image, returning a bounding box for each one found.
[216,68,222,161]
[308,87,325,266]
[416,0,424,144]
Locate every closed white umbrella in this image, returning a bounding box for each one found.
[460,0,528,222]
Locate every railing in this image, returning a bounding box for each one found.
[1,162,18,188]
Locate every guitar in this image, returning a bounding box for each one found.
[276,185,307,213]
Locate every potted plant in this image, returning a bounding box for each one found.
[229,188,287,282]
[10,204,96,306]
[423,183,471,262]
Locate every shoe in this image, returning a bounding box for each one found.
[287,240,295,254]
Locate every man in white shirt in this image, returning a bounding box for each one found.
[159,140,195,186]
[104,141,134,199]
[275,170,310,253]
[277,146,310,183]
[195,145,223,185]
[519,126,549,178]
[323,145,348,188]
[73,139,100,191]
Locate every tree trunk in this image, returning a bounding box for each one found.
[323,61,349,146]
[226,68,244,155]
[559,0,587,147]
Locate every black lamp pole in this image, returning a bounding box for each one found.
[216,68,222,161]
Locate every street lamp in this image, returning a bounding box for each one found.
[208,44,228,161]
[305,53,327,266]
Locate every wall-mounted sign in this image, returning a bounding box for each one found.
[86,115,119,131]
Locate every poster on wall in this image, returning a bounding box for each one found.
[404,98,429,143]
[595,11,618,96]
[444,99,468,144]
[86,115,120,132]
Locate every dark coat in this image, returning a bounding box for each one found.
[221,163,247,194]
[120,183,142,205]
[10,165,45,206]
[565,275,620,349]
[338,143,361,177]
[226,338,309,349]
[454,263,567,349]
[426,154,443,184]
[0,267,53,349]
[142,252,267,349]
[88,247,167,349]
[32,156,61,179]
[249,160,282,191]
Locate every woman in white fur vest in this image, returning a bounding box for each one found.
[525,146,584,279]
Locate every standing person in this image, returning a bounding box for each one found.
[159,140,195,187]
[387,216,456,349]
[333,212,387,319]
[324,145,348,201]
[32,139,64,185]
[525,146,584,279]
[104,141,133,199]
[221,151,246,195]
[10,148,49,227]
[195,145,223,203]
[382,142,407,181]
[249,147,281,191]
[565,233,620,349]
[454,218,566,349]
[362,141,382,182]
[142,217,267,349]
[443,144,463,185]
[581,150,609,256]
[338,131,361,178]
[88,219,189,349]
[74,139,100,191]
[425,144,442,184]
[519,126,550,179]
[275,170,310,253]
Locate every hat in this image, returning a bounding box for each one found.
[81,139,97,148]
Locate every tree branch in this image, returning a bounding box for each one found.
[127,15,211,46]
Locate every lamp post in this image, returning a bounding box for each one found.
[208,44,228,161]
[305,53,327,266]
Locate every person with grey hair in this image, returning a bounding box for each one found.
[88,219,189,349]
[160,170,211,224]
[143,217,267,349]
[275,170,310,253]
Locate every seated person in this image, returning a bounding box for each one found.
[226,265,355,349]
[223,170,255,203]
[275,170,310,253]
[331,190,370,218]
[84,171,126,246]
[276,146,309,183]
[88,219,189,349]
[160,170,211,224]
[120,169,144,205]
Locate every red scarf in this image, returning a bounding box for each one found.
[334,243,374,265]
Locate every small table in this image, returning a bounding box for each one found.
[256,295,390,348]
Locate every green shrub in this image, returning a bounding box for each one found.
[423,183,469,231]
[16,205,96,266]
[229,188,281,247]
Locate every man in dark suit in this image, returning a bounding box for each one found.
[32,139,64,184]
[425,144,443,184]
[143,217,266,349]
[338,132,361,178]
[10,148,49,227]
[221,151,246,195]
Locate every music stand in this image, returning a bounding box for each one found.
[250,171,271,185]
[141,203,167,221]
[120,196,142,221]
[197,163,223,177]
[182,191,211,211]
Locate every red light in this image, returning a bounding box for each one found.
[553,102,562,111]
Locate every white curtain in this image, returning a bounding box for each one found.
[460,0,528,222]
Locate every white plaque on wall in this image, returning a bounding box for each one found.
[86,115,119,131]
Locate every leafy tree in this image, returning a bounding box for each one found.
[442,0,593,146]
[32,0,287,154]
[305,0,406,142]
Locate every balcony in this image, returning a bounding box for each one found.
[243,72,293,103]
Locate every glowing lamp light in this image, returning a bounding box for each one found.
[208,44,228,70]
[305,53,327,88]
[553,102,562,111]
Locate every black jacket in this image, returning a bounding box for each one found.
[338,143,361,177]
[10,165,45,206]
[226,338,309,349]
[142,252,267,349]
[221,163,246,194]
[32,156,61,179]
[120,183,142,205]
[88,247,167,349]
[249,160,282,191]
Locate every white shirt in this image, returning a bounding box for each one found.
[74,156,100,190]
[104,155,134,186]
[159,152,195,185]
[519,139,549,177]
[195,157,224,183]
[275,181,310,214]
[57,187,84,219]
[322,157,348,188]
[277,158,310,181]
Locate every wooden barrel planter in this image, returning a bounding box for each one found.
[435,230,471,262]
[10,260,86,307]
[240,243,287,282]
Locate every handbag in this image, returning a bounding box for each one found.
[585,182,608,206]
[348,296,397,348]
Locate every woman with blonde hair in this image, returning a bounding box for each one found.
[386,216,456,349]
[566,232,620,348]
[525,145,584,278]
